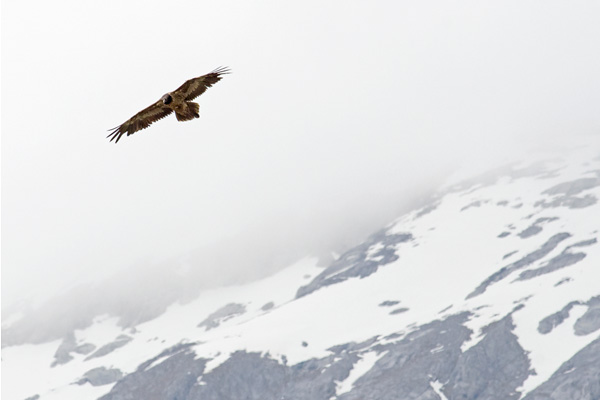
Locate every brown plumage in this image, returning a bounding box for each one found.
[107,66,230,143]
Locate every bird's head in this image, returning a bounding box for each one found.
[161,94,173,105]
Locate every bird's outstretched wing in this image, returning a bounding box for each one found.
[107,101,173,143]
[174,66,230,101]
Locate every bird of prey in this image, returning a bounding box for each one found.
[108,67,230,143]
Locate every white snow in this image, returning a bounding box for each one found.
[430,344,445,354]
[2,341,63,400]
[365,242,385,260]
[0,339,114,400]
[75,315,125,348]
[430,379,449,400]
[141,352,173,371]
[334,351,385,397]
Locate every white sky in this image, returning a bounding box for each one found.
[2,0,600,308]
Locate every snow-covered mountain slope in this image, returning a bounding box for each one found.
[3,145,600,400]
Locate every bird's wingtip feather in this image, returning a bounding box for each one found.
[212,66,231,75]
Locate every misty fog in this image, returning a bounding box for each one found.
[2,0,600,345]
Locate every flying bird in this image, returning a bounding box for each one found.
[108,67,230,143]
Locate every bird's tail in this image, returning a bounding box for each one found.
[188,102,200,118]
[176,102,200,121]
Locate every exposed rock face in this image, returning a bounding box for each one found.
[518,217,558,238]
[378,300,400,307]
[297,231,412,298]
[538,301,581,334]
[535,177,600,209]
[99,346,356,400]
[443,315,531,400]
[99,312,535,400]
[538,296,600,337]
[467,233,572,299]
[516,247,587,280]
[99,344,205,400]
[543,178,600,197]
[51,332,96,367]
[574,296,600,336]
[76,367,123,386]
[389,307,409,315]
[198,303,247,330]
[84,335,132,361]
[191,351,357,400]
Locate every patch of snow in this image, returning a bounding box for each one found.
[74,315,124,347]
[32,382,112,400]
[201,351,231,375]
[430,379,449,400]
[430,344,444,354]
[141,353,172,371]
[365,242,385,260]
[334,351,385,397]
